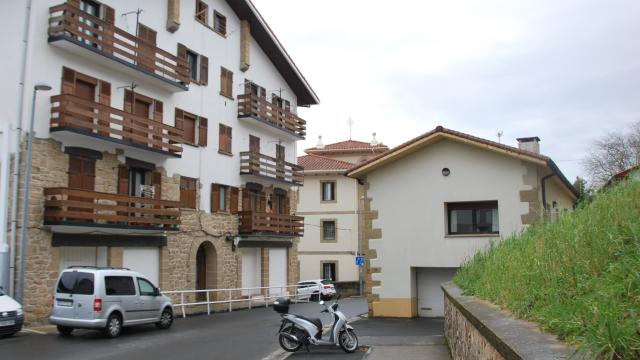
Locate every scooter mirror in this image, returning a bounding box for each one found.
[318,300,325,305]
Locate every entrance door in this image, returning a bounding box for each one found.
[416,268,457,317]
[196,245,206,300]
[68,155,96,219]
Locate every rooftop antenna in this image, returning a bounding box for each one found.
[347,116,354,140]
[497,130,503,144]
[316,135,324,149]
[371,132,380,146]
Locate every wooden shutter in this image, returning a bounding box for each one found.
[230,187,239,214]
[259,86,266,98]
[61,67,76,94]
[180,177,197,209]
[177,43,187,60]
[153,100,163,122]
[226,126,232,153]
[117,165,129,195]
[249,135,260,154]
[244,80,252,95]
[174,108,184,130]
[102,5,115,24]
[199,55,208,85]
[123,89,134,113]
[67,0,80,7]
[152,171,162,199]
[97,80,111,136]
[226,70,233,96]
[211,184,220,212]
[138,24,157,45]
[259,192,266,212]
[196,1,208,23]
[198,117,208,147]
[284,195,290,215]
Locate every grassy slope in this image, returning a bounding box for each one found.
[454,180,640,360]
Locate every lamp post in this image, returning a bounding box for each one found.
[16,83,51,304]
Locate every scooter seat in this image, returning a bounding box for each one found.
[294,315,323,332]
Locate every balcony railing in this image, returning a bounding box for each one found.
[44,188,181,231]
[239,152,304,186]
[237,94,306,138]
[238,211,304,236]
[50,94,184,156]
[48,3,190,87]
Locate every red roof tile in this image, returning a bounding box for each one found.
[297,154,355,171]
[306,140,389,153]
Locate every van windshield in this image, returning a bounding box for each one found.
[57,271,95,295]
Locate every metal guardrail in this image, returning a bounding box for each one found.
[163,284,319,318]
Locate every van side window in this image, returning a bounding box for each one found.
[105,276,136,296]
[57,272,95,295]
[137,278,156,296]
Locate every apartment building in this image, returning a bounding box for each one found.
[346,127,577,318]
[297,137,387,291]
[0,0,318,322]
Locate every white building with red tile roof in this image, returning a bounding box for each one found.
[296,137,388,291]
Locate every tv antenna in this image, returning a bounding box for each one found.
[347,116,354,140]
[122,8,143,36]
[497,130,503,144]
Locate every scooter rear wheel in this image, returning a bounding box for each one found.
[339,329,359,353]
[279,326,303,352]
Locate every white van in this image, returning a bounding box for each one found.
[0,287,24,338]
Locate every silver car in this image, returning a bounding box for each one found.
[49,266,174,338]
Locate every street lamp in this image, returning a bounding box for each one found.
[16,83,51,304]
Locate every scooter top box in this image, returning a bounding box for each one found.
[273,298,291,314]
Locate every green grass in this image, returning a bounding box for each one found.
[454,179,640,359]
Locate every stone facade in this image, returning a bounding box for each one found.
[11,138,300,324]
[359,180,382,317]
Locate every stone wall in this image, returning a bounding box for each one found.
[442,282,581,360]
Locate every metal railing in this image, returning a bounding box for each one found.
[163,284,318,318]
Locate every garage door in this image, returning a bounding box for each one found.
[241,248,261,295]
[417,267,458,317]
[269,249,287,296]
[59,246,107,271]
[123,247,160,286]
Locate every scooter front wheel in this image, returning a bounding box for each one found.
[339,328,359,353]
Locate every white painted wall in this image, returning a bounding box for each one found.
[366,139,551,300]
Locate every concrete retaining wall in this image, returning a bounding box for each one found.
[442,282,587,360]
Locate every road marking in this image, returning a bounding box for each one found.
[261,348,291,360]
[21,328,47,335]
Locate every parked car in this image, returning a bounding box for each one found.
[296,279,336,301]
[0,287,24,338]
[49,266,174,338]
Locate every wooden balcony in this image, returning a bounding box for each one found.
[44,188,181,234]
[237,94,306,139]
[50,94,184,157]
[240,152,304,186]
[239,211,304,237]
[48,3,189,91]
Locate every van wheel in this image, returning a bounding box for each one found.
[156,308,173,330]
[104,313,122,338]
[56,325,74,336]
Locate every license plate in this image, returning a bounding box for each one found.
[0,320,15,326]
[57,300,73,307]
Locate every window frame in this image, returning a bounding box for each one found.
[213,10,227,36]
[195,0,209,24]
[104,276,136,296]
[137,277,157,297]
[320,181,337,202]
[446,200,500,236]
[218,123,233,155]
[185,49,199,83]
[320,261,338,282]
[321,219,337,242]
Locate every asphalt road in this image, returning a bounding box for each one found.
[1,298,367,360]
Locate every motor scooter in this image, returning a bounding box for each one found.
[273,297,359,353]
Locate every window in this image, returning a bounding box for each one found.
[321,181,336,202]
[195,0,208,24]
[137,278,156,296]
[105,276,136,296]
[180,177,198,209]
[272,94,290,110]
[56,272,95,295]
[211,184,238,213]
[321,220,337,241]
[322,262,337,282]
[447,201,499,235]
[220,67,233,98]
[213,11,227,35]
[175,108,208,147]
[186,50,199,82]
[178,44,208,85]
[218,124,232,155]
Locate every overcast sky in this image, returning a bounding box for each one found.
[252,0,640,181]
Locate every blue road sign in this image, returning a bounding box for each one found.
[355,256,365,266]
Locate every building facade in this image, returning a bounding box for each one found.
[346,127,578,318]
[297,138,387,290]
[0,0,318,323]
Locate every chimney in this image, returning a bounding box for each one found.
[516,136,540,154]
[370,132,380,147]
[316,135,324,149]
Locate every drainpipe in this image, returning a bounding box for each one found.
[541,173,555,219]
[8,0,33,297]
[0,123,10,291]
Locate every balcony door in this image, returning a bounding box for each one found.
[74,78,97,132]
[68,154,96,219]
[78,0,101,48]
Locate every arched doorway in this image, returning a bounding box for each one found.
[195,241,217,300]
